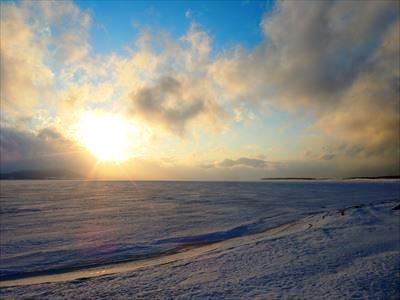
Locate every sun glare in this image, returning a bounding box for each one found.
[76,112,139,162]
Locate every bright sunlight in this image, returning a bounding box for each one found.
[76,112,139,162]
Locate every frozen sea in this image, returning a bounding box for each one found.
[1,180,399,298]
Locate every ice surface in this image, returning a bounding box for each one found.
[0,180,399,298]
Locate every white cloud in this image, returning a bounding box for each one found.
[211,0,399,160]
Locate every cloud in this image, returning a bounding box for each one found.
[0,127,92,173]
[316,18,400,158]
[185,9,192,19]
[0,0,91,119]
[321,154,335,161]
[130,76,208,134]
[37,127,65,141]
[202,157,273,169]
[24,0,91,64]
[0,2,53,117]
[123,25,228,135]
[211,0,399,160]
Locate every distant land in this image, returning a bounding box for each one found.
[261,177,323,180]
[261,176,400,181]
[0,169,82,180]
[343,176,400,180]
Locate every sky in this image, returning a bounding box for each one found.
[0,0,399,180]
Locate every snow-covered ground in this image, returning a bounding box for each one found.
[1,180,399,298]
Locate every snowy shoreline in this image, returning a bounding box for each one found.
[1,200,399,299]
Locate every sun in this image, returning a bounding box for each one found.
[76,112,138,162]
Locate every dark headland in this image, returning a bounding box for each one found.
[343,176,400,180]
[261,177,323,180]
[0,169,82,180]
[261,176,400,181]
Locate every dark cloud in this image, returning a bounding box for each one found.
[260,0,398,106]
[321,154,335,161]
[0,127,92,173]
[130,76,206,134]
[37,127,66,141]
